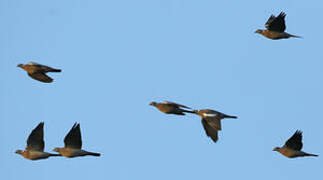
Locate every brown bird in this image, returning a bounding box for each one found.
[53,123,101,158]
[255,12,301,40]
[150,101,195,115]
[17,62,61,83]
[273,130,318,158]
[15,122,61,160]
[194,109,237,143]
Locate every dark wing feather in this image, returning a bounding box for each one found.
[28,62,61,73]
[201,119,219,143]
[26,122,45,151]
[162,101,191,109]
[265,15,276,29]
[39,65,61,73]
[28,72,53,83]
[203,116,222,130]
[64,123,82,149]
[284,130,303,151]
[265,12,286,32]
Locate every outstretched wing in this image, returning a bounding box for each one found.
[26,122,45,151]
[201,118,220,143]
[162,101,191,109]
[28,72,53,83]
[265,12,286,32]
[284,130,303,151]
[64,123,82,149]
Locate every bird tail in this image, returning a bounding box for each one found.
[289,34,302,38]
[87,152,101,157]
[49,153,62,157]
[223,115,237,119]
[50,68,62,72]
[304,153,318,157]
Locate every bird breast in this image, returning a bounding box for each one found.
[23,151,50,160]
[278,148,297,158]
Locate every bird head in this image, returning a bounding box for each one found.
[17,64,24,68]
[273,147,280,151]
[15,150,23,154]
[254,29,263,34]
[52,147,60,152]
[149,102,157,106]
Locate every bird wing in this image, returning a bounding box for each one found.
[28,72,53,83]
[28,62,60,72]
[162,101,191,109]
[201,118,220,143]
[26,122,45,151]
[284,130,303,151]
[199,109,223,119]
[265,12,286,32]
[28,62,42,66]
[64,123,82,149]
[39,65,61,72]
[204,116,222,130]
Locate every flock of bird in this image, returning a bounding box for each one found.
[15,12,318,161]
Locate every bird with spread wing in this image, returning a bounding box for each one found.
[53,123,101,158]
[193,109,237,143]
[17,62,61,83]
[15,122,61,160]
[255,12,301,40]
[273,130,318,158]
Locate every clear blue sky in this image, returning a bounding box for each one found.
[1,0,322,179]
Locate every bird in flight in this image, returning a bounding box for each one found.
[53,123,101,158]
[255,12,301,40]
[273,130,318,158]
[17,62,61,83]
[15,122,61,160]
[193,109,237,143]
[150,101,195,115]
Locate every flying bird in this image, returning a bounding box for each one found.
[17,62,61,83]
[255,12,301,40]
[15,122,61,160]
[150,101,195,115]
[53,123,101,158]
[273,130,318,158]
[194,109,237,143]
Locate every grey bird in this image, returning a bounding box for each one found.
[17,62,61,83]
[273,130,318,158]
[194,109,237,143]
[150,101,195,115]
[255,12,301,40]
[15,122,61,160]
[53,123,101,158]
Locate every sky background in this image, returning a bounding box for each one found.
[1,0,322,179]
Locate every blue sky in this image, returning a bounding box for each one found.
[1,0,322,179]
